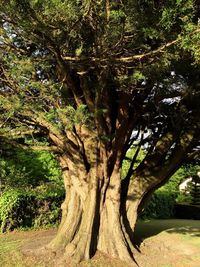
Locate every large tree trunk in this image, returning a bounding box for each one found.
[47,152,139,265]
[45,126,197,265]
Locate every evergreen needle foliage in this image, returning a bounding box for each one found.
[1,1,200,264]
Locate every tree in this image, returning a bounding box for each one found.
[0,0,200,265]
[190,174,200,205]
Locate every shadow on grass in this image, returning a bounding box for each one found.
[133,219,200,246]
[166,226,200,237]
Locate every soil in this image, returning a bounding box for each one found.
[0,220,200,267]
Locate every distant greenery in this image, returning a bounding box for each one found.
[141,191,178,219]
[0,149,64,232]
[0,189,63,232]
[122,146,200,219]
[165,164,200,205]
[0,146,199,230]
[142,164,200,219]
[0,149,63,191]
[121,145,146,179]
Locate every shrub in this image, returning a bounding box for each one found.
[176,192,192,204]
[141,190,178,219]
[0,190,34,232]
[0,189,64,233]
[0,149,65,232]
[33,196,63,228]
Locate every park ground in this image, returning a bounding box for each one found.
[0,219,200,267]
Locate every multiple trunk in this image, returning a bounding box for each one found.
[1,2,200,266]
[49,140,140,262]
[42,122,198,264]
[45,126,197,266]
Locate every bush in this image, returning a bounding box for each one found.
[33,195,63,228]
[0,149,65,232]
[0,190,33,232]
[176,192,192,204]
[141,190,178,219]
[0,150,63,190]
[0,189,64,233]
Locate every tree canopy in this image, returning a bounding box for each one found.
[0,0,200,265]
[0,1,200,154]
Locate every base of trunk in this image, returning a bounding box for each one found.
[47,191,139,266]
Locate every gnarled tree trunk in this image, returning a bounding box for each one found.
[47,143,139,265]
[46,126,197,266]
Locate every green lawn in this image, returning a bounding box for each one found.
[0,220,199,267]
[134,219,200,246]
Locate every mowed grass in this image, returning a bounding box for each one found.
[0,235,26,267]
[134,219,200,246]
[0,232,46,267]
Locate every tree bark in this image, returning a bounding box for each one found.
[47,151,139,266]
[46,126,198,265]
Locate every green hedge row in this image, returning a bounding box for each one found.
[141,190,178,219]
[0,189,64,233]
[0,189,177,232]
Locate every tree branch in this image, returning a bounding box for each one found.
[62,27,200,64]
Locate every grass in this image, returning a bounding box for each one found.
[0,232,45,267]
[0,235,25,267]
[0,239,24,267]
[133,219,200,245]
[0,219,199,267]
[180,232,200,247]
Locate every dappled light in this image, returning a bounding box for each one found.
[167,226,200,237]
[1,1,200,266]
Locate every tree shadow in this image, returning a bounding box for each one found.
[133,219,200,247]
[166,226,200,236]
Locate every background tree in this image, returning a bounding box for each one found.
[1,0,200,265]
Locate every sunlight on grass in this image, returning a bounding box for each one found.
[0,220,200,267]
[0,234,43,267]
[0,239,21,253]
[180,233,200,247]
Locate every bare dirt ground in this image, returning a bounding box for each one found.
[0,220,200,267]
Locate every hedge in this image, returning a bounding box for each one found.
[141,190,178,219]
[0,189,64,233]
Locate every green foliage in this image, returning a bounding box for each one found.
[141,190,177,219]
[122,146,146,179]
[142,164,200,219]
[33,197,62,228]
[176,192,192,204]
[0,149,64,232]
[0,189,63,232]
[63,105,93,130]
[1,0,200,152]
[158,164,200,193]
[0,150,62,190]
[166,164,200,205]
[0,190,20,232]
[0,159,27,191]
[105,9,126,44]
[132,71,145,82]
[45,105,93,131]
